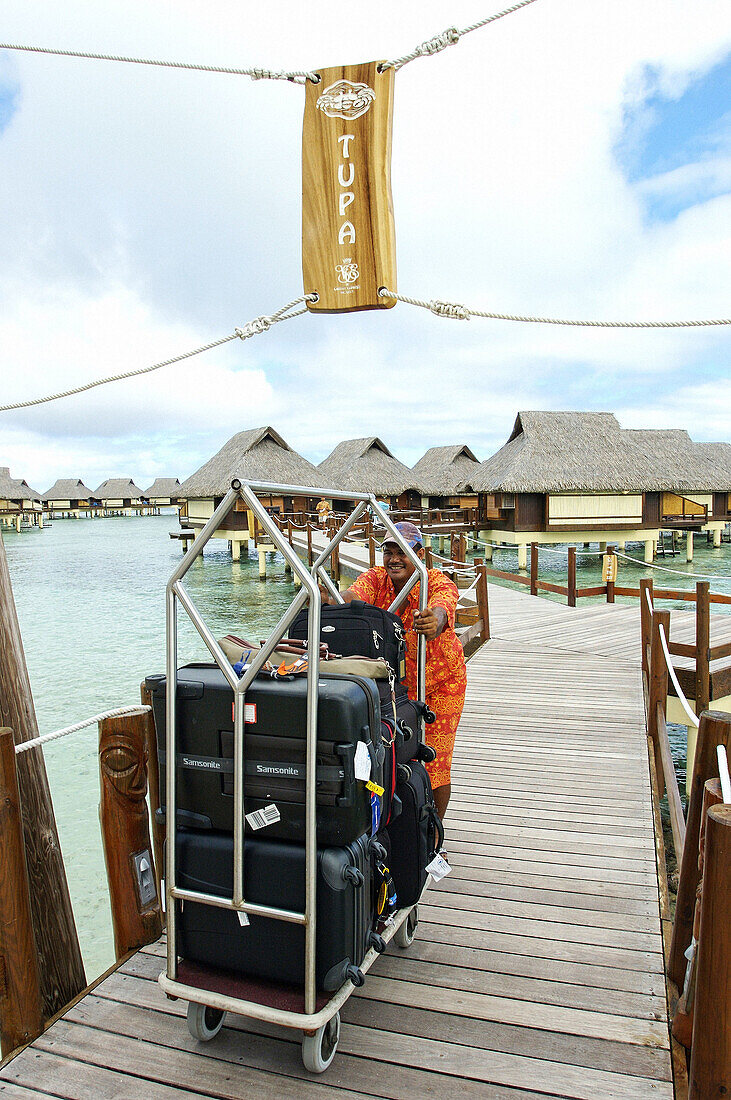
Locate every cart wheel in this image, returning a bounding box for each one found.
[302,1012,340,1073]
[394,906,418,949]
[186,1001,225,1041]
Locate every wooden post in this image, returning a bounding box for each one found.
[670,711,731,987]
[648,608,670,799]
[99,709,163,959]
[139,683,165,904]
[695,581,711,716]
[640,577,654,679]
[307,523,313,567]
[567,546,576,607]
[474,559,490,643]
[425,545,433,569]
[0,530,85,1018]
[369,533,376,568]
[458,534,466,565]
[530,542,538,597]
[606,545,615,604]
[332,540,340,585]
[689,804,731,1099]
[0,729,42,1056]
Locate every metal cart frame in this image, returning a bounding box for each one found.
[158,480,429,1068]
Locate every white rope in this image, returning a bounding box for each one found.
[0,42,317,84]
[717,745,731,804]
[0,293,314,411]
[658,624,700,729]
[380,0,541,72]
[15,705,152,754]
[379,288,731,329]
[614,548,729,583]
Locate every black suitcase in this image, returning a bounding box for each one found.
[146,664,384,846]
[290,600,406,681]
[175,829,376,991]
[377,679,435,764]
[385,760,444,907]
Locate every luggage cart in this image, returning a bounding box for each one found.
[158,479,430,1072]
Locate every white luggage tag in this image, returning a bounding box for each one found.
[354,741,371,781]
[426,853,452,881]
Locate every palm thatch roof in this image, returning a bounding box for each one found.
[144,478,181,498]
[0,467,42,502]
[178,427,330,498]
[410,445,481,494]
[318,437,415,496]
[469,412,731,493]
[43,478,95,502]
[93,478,145,499]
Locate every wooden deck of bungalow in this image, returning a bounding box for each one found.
[4,577,722,1098]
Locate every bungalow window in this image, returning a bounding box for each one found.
[501,493,515,510]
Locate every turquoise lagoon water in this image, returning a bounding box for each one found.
[3,516,730,980]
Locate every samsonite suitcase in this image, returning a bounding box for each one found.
[146,663,384,846]
[175,828,377,991]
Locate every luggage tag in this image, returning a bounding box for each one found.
[366,780,384,797]
[354,741,371,781]
[370,792,381,834]
[425,853,452,881]
[237,911,251,927]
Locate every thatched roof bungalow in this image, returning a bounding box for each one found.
[410,445,481,509]
[143,478,182,505]
[0,467,43,515]
[44,478,95,511]
[178,427,330,546]
[470,412,731,560]
[318,437,418,509]
[93,478,146,511]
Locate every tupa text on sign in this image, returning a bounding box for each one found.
[302,61,396,313]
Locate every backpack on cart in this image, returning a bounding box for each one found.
[384,755,443,908]
[290,600,406,682]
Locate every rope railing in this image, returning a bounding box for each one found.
[15,705,152,755]
[0,42,318,84]
[0,293,315,411]
[379,288,731,329]
[615,547,729,583]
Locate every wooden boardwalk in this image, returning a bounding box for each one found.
[0,580,684,1099]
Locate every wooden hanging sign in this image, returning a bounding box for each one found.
[302,61,396,313]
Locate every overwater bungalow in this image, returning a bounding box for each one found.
[143,478,182,509]
[469,411,731,566]
[0,467,44,530]
[43,478,95,518]
[93,478,147,515]
[178,426,330,557]
[317,437,418,511]
[409,444,481,512]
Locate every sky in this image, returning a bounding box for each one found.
[1,0,730,491]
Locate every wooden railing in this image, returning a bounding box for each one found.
[640,584,731,1097]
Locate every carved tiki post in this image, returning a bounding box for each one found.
[99,709,163,959]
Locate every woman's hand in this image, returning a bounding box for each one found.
[413,607,446,641]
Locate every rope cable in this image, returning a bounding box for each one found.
[15,705,152,754]
[381,0,542,71]
[379,288,731,329]
[658,624,700,728]
[0,42,317,83]
[614,548,729,583]
[0,293,315,411]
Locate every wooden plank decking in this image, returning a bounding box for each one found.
[0,580,684,1099]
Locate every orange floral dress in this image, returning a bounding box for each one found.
[349,567,467,788]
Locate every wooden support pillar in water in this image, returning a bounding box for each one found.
[686,530,694,562]
[98,709,163,959]
[0,529,86,1018]
[0,728,43,1057]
